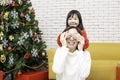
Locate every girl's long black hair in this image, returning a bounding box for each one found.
[66,10,84,30]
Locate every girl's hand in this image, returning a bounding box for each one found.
[60,32,67,47]
[76,34,85,50]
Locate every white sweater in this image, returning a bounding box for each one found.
[52,47,91,80]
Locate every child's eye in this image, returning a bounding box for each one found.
[68,18,72,20]
[74,17,78,20]
[74,18,77,20]
[66,36,71,40]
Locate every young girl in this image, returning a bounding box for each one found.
[52,27,91,80]
[57,10,89,50]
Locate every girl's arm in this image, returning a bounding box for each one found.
[57,34,62,47]
[52,46,69,74]
[80,30,89,50]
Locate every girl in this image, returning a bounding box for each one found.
[57,10,89,50]
[52,27,91,80]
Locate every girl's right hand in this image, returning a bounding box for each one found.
[60,32,67,47]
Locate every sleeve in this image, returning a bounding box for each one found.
[52,46,69,74]
[80,30,89,50]
[57,34,62,47]
[79,51,91,78]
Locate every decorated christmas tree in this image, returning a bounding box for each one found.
[0,0,47,79]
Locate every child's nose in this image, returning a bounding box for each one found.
[70,36,74,40]
[71,19,75,22]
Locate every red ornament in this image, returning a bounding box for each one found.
[17,71,22,77]
[20,13,25,18]
[46,65,48,69]
[24,53,30,59]
[7,46,12,52]
[12,1,16,7]
[33,33,38,38]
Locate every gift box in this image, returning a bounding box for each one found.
[116,63,120,80]
[0,71,3,80]
[16,70,48,80]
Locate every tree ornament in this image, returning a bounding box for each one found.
[10,10,18,19]
[0,54,6,63]
[18,0,22,5]
[24,53,30,59]
[20,13,25,18]
[21,23,26,27]
[0,24,4,30]
[9,55,14,64]
[0,44,3,51]
[0,32,4,36]
[30,8,35,14]
[0,32,4,40]
[2,39,8,48]
[42,52,45,56]
[11,1,16,7]
[11,21,19,29]
[33,32,38,39]
[25,14,31,21]
[31,48,38,57]
[9,35,14,41]
[17,71,22,77]
[7,46,12,52]
[4,12,9,20]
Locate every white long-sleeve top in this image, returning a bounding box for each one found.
[52,46,91,80]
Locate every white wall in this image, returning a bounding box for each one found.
[31,0,120,50]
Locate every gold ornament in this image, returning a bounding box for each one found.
[0,22,4,30]
[0,32,4,40]
[0,44,3,51]
[18,0,22,5]
[42,52,45,56]
[0,32,4,36]
[0,54,6,63]
[9,35,14,41]
[4,12,9,20]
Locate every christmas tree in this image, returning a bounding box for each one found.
[0,0,47,78]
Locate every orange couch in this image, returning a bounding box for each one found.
[48,43,120,80]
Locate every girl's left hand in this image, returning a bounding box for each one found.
[76,34,85,50]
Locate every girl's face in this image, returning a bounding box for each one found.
[66,29,79,52]
[68,14,79,27]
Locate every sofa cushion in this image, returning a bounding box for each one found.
[87,60,119,80]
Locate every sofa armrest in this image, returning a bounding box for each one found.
[116,62,120,80]
[48,48,56,79]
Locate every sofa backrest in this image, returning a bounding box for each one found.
[87,43,120,60]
